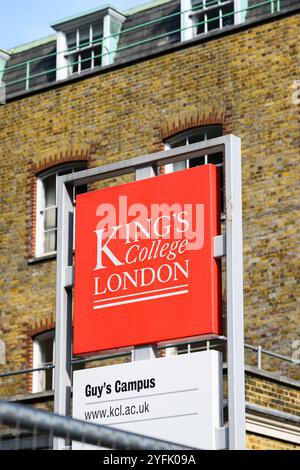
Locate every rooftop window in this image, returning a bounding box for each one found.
[52,7,125,80]
[0,1,289,100]
[181,0,248,41]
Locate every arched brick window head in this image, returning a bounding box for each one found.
[28,146,95,259]
[164,125,224,212]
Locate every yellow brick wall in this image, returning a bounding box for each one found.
[0,14,299,396]
[245,372,300,416]
[246,434,300,450]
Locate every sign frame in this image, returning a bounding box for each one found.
[73,164,222,354]
[72,350,223,450]
[53,135,245,450]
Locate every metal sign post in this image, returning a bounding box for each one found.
[132,165,159,363]
[53,135,245,450]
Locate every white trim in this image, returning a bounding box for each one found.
[182,0,237,40]
[234,0,242,24]
[94,284,189,302]
[56,32,69,81]
[107,8,126,24]
[32,331,55,394]
[102,14,111,66]
[56,9,125,77]
[35,176,44,258]
[246,413,300,445]
[93,289,189,309]
[0,340,6,365]
[181,0,194,42]
[35,162,86,258]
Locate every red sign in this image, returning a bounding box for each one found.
[74,165,221,355]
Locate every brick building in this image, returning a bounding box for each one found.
[0,0,299,449]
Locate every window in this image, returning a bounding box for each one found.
[54,9,126,80]
[66,22,103,74]
[32,331,54,393]
[164,126,224,211]
[192,0,234,35]
[181,0,242,42]
[35,163,86,257]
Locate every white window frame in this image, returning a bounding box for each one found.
[181,0,243,42]
[35,162,86,258]
[32,331,55,393]
[55,9,126,80]
[65,22,104,75]
[164,126,223,172]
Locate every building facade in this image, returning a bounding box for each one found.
[0,0,299,449]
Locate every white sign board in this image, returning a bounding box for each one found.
[73,350,223,450]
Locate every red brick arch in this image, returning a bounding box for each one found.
[158,106,232,142]
[27,146,95,258]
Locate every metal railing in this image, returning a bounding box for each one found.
[244,342,300,370]
[0,400,193,450]
[0,338,298,386]
[0,0,283,96]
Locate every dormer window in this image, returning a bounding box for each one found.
[52,7,125,81]
[181,0,241,42]
[66,23,103,74]
[192,0,234,35]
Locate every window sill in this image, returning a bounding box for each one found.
[28,250,75,264]
[28,252,57,264]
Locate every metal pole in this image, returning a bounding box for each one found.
[257,345,262,370]
[53,178,74,450]
[133,165,159,362]
[225,135,246,450]
[25,61,30,91]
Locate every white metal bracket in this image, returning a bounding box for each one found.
[214,235,226,258]
[64,266,74,288]
[215,426,229,450]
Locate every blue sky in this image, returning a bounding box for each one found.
[0,0,145,50]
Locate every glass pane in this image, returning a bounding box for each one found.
[92,22,103,44]
[69,54,79,74]
[41,337,53,364]
[39,335,54,391]
[207,9,220,32]
[222,4,235,28]
[94,46,102,67]
[79,25,90,48]
[44,175,56,208]
[208,152,223,165]
[81,50,92,71]
[189,132,206,144]
[44,338,53,390]
[58,168,71,176]
[75,184,87,197]
[206,125,222,139]
[192,0,204,9]
[173,161,187,172]
[189,156,205,168]
[44,208,57,230]
[67,31,77,51]
[196,13,205,35]
[45,369,53,391]
[169,138,186,149]
[44,230,56,253]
